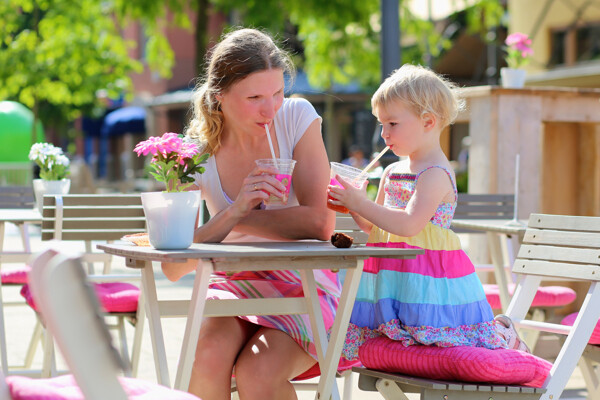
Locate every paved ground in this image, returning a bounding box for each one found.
[0,223,590,399]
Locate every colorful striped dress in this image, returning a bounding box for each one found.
[342,164,505,361]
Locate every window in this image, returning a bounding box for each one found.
[549,22,600,67]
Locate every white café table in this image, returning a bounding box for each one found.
[0,208,41,255]
[97,241,422,400]
[451,218,527,311]
[0,208,41,375]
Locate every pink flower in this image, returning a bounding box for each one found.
[505,32,531,47]
[133,132,208,192]
[504,32,533,69]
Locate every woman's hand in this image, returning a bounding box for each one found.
[327,175,369,214]
[230,164,286,218]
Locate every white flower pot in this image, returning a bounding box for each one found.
[141,191,201,250]
[32,179,71,215]
[500,67,527,88]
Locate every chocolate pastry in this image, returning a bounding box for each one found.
[330,232,354,248]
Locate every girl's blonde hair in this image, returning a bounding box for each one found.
[371,64,464,129]
[186,28,295,155]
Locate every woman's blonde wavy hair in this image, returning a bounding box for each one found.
[372,64,465,129]
[186,28,295,155]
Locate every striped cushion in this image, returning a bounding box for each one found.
[561,313,600,345]
[484,284,576,310]
[21,282,139,313]
[1,265,30,284]
[359,336,551,387]
[6,374,200,399]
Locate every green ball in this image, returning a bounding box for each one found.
[0,101,45,162]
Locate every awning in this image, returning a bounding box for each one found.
[101,106,146,137]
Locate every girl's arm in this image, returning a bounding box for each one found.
[330,167,454,237]
[233,118,335,241]
[347,164,394,234]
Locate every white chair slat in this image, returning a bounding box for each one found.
[512,259,600,281]
[522,228,600,248]
[518,244,600,264]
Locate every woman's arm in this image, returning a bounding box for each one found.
[233,118,335,241]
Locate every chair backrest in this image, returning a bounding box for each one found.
[41,194,145,241]
[0,186,34,209]
[513,213,600,282]
[335,213,368,244]
[28,248,129,400]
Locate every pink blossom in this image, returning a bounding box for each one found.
[180,142,200,158]
[505,32,531,48]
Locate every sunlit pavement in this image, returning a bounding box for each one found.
[1,223,588,399]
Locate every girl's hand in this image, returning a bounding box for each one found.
[327,174,369,213]
[230,165,286,218]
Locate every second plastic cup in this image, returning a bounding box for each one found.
[328,162,368,213]
[255,158,296,206]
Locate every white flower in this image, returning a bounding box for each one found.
[29,142,70,181]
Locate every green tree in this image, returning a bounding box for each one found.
[211,0,504,90]
[0,0,143,141]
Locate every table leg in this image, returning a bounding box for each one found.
[140,260,171,387]
[316,260,364,400]
[487,232,512,311]
[18,222,31,253]
[299,269,340,400]
[0,221,7,375]
[174,261,211,391]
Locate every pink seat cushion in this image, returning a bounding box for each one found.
[561,313,600,345]
[359,336,552,387]
[21,282,139,313]
[1,265,30,284]
[484,283,576,310]
[6,374,199,399]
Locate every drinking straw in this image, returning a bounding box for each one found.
[357,146,390,181]
[264,124,278,169]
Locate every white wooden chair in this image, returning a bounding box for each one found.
[25,194,146,377]
[353,213,600,400]
[0,247,199,400]
[455,194,576,350]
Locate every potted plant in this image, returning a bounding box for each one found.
[29,143,71,214]
[134,132,208,249]
[501,32,534,88]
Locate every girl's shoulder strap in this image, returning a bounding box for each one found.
[415,165,458,197]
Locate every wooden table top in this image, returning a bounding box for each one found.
[0,208,42,223]
[98,241,423,263]
[451,218,528,235]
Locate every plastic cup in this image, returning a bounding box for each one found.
[255,158,296,206]
[328,162,368,213]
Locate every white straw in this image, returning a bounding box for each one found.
[357,146,390,180]
[264,124,278,168]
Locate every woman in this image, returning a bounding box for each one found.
[161,28,348,400]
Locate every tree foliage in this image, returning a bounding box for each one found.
[0,0,139,132]
[212,0,504,91]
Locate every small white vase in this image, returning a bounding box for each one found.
[32,179,71,215]
[141,191,201,250]
[500,67,526,88]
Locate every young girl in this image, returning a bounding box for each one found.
[327,64,528,361]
